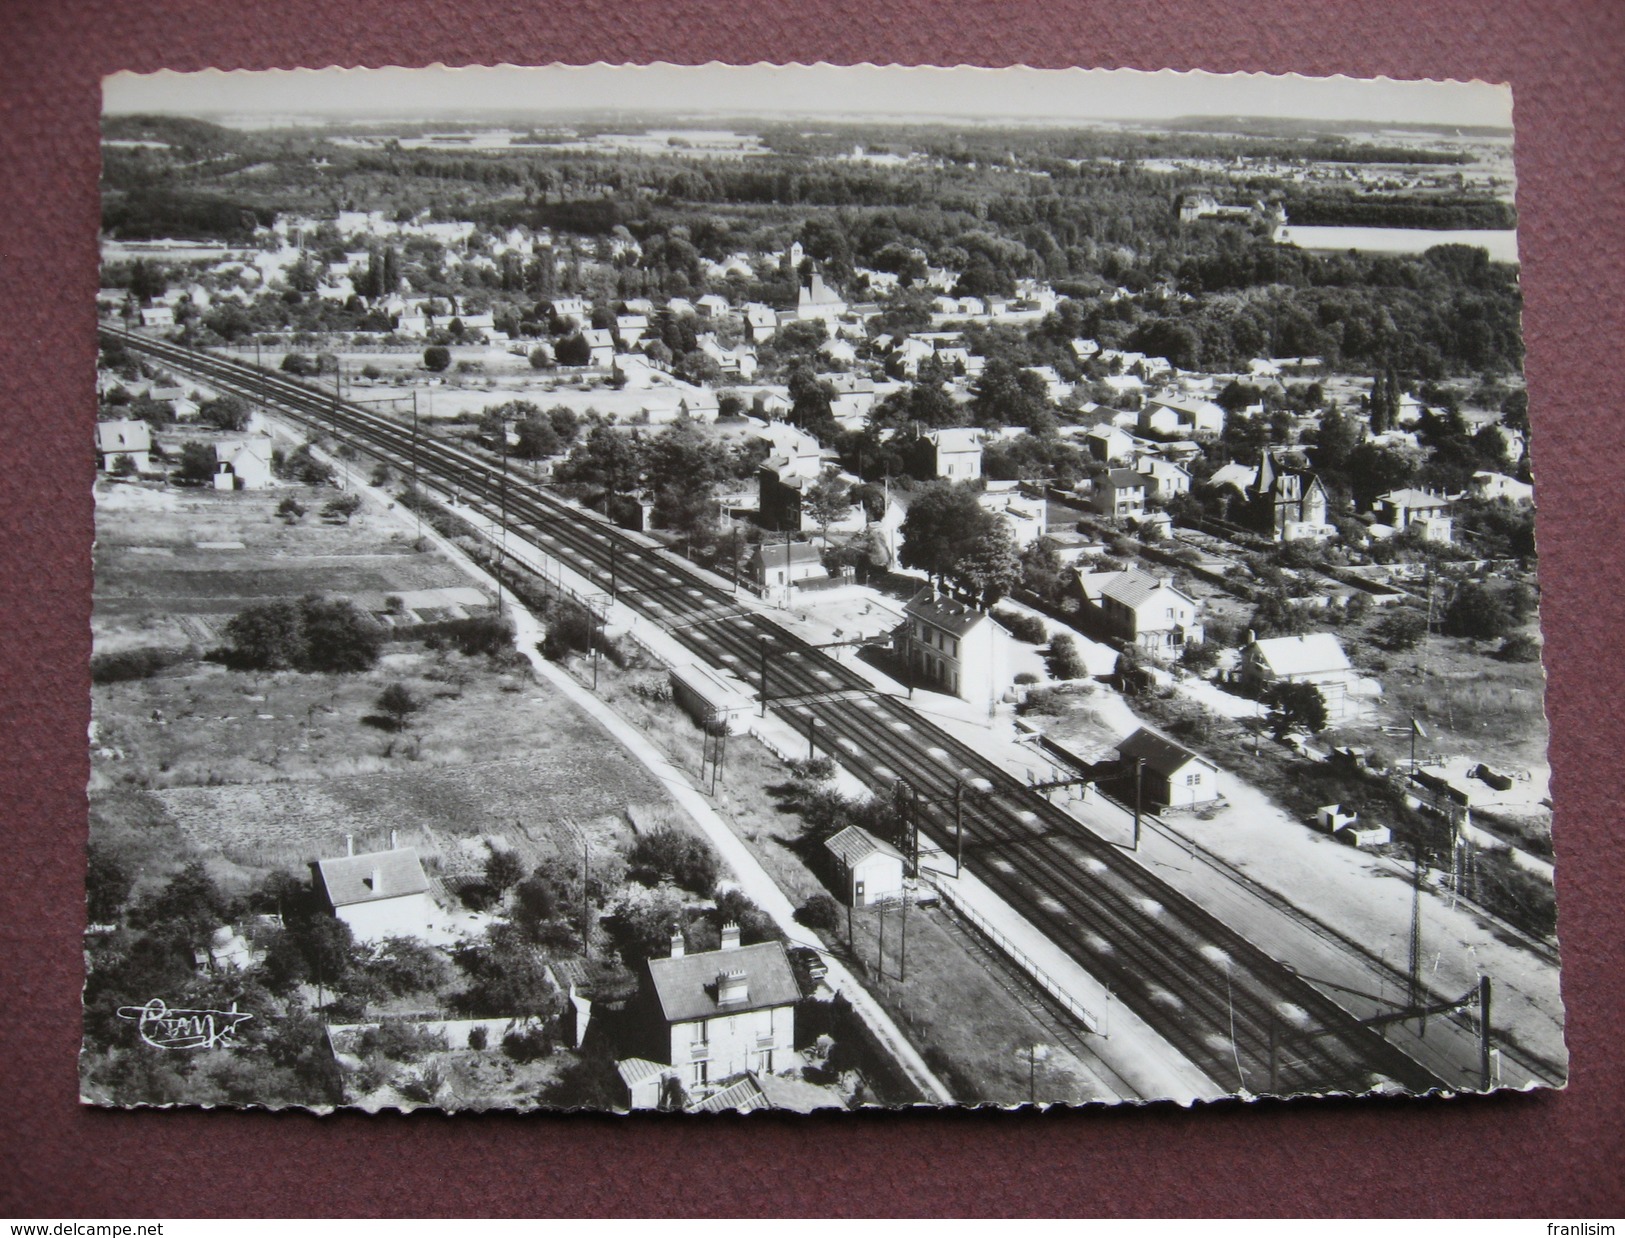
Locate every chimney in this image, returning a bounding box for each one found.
[370,866,383,894]
[1246,629,1256,645]
[720,922,742,951]
[389,829,399,850]
[669,927,685,959]
[717,969,749,1006]
[345,834,354,856]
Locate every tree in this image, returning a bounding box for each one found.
[452,927,565,1021]
[554,333,591,367]
[898,481,988,585]
[175,441,216,486]
[224,595,381,673]
[87,847,134,923]
[364,936,453,997]
[483,849,526,895]
[277,496,306,522]
[1046,633,1089,680]
[280,353,317,377]
[1372,606,1429,651]
[953,518,1021,606]
[803,468,852,544]
[1265,681,1330,737]
[422,345,452,373]
[515,410,562,460]
[200,394,253,433]
[971,356,1051,429]
[375,682,422,731]
[1442,579,1516,641]
[528,345,552,369]
[1018,536,1067,602]
[130,861,234,948]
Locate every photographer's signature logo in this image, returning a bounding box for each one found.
[117,998,254,1050]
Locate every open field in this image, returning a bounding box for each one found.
[91,476,665,885]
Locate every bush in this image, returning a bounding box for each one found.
[626,826,720,895]
[1013,671,1040,685]
[993,608,1048,644]
[223,595,382,673]
[795,894,843,933]
[91,646,187,684]
[280,353,316,377]
[484,849,526,893]
[467,1026,488,1051]
[423,345,452,373]
[1496,632,1541,663]
[1373,606,1429,651]
[277,496,306,522]
[501,1025,552,1063]
[1046,633,1089,680]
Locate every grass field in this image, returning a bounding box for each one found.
[90,477,663,894]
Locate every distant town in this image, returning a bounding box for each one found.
[84,90,1557,1113]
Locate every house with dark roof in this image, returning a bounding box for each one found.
[1091,568,1204,656]
[1114,727,1221,810]
[1090,468,1148,519]
[823,825,907,907]
[312,836,434,944]
[748,542,828,602]
[893,586,1014,705]
[639,925,801,1093]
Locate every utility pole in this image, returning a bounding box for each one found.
[1478,974,1493,1091]
[758,635,772,716]
[954,780,965,878]
[877,901,886,980]
[411,389,422,542]
[1132,756,1146,852]
[899,889,909,983]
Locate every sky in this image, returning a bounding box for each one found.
[102,63,1513,129]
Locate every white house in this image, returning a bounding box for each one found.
[313,840,435,944]
[96,419,153,472]
[978,485,1048,548]
[1115,727,1221,810]
[1239,633,1357,720]
[1090,468,1148,519]
[1468,471,1534,505]
[642,928,801,1092]
[1375,488,1453,544]
[917,428,983,481]
[824,825,907,907]
[212,438,274,491]
[894,587,1013,706]
[1092,568,1203,656]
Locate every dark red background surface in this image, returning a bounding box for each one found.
[3,0,1622,1217]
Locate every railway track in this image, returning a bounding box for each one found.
[109,330,1449,1099]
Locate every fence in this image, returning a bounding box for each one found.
[922,872,1103,1035]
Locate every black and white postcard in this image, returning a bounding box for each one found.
[84,63,1560,1112]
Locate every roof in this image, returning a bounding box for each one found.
[689,1074,771,1114]
[1098,568,1192,612]
[1208,463,1258,492]
[1116,727,1215,775]
[314,847,430,908]
[96,420,152,452]
[1247,633,1352,677]
[1379,488,1451,510]
[1102,468,1146,490]
[824,825,906,869]
[646,941,801,1025]
[925,428,982,454]
[616,1057,667,1089]
[902,587,1000,638]
[754,542,823,569]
